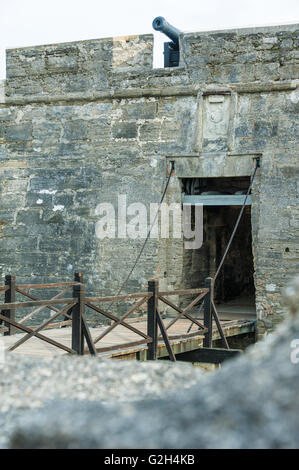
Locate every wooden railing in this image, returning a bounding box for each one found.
[0,274,79,354]
[0,273,223,360]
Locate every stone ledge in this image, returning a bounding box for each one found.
[181,23,299,37]
[2,80,298,106]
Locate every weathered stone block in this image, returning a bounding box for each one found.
[87,119,111,140]
[16,209,42,225]
[5,123,32,141]
[0,108,13,120]
[47,54,78,73]
[0,123,4,141]
[63,120,87,140]
[160,119,181,141]
[139,122,160,141]
[121,102,157,120]
[32,122,62,141]
[26,192,53,208]
[112,122,137,139]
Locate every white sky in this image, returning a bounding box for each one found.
[1,0,299,78]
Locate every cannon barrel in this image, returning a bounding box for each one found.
[152,16,181,45]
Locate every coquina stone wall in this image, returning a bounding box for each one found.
[0,25,298,335]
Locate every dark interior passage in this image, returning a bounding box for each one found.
[182,177,255,307]
[182,175,251,196]
[213,205,255,303]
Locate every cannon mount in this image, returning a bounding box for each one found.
[152,16,181,67]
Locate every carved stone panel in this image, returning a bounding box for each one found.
[203,94,230,151]
[195,92,236,153]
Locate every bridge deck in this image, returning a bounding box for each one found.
[1,314,255,360]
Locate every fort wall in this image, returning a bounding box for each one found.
[0,24,298,335]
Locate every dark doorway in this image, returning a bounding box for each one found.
[181,177,255,313]
[213,205,254,303]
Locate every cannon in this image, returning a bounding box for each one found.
[152,16,181,67]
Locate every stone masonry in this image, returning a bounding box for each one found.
[0,25,298,336]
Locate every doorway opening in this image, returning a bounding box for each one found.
[181,176,255,319]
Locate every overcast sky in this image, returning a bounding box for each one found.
[1,0,299,78]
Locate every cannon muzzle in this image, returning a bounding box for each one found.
[152,16,181,45]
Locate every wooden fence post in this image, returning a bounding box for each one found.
[3,275,16,336]
[72,272,85,355]
[147,278,158,360]
[203,277,212,348]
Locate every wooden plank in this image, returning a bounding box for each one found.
[1,312,255,359]
[3,275,16,335]
[17,286,73,324]
[43,320,72,329]
[174,347,242,364]
[159,295,205,331]
[164,291,208,331]
[17,287,59,312]
[147,280,158,360]
[211,299,229,349]
[8,301,77,352]
[159,288,208,296]
[82,315,97,355]
[0,312,76,354]
[94,296,149,343]
[156,309,176,362]
[86,301,152,343]
[94,338,152,354]
[72,273,85,355]
[16,282,80,289]
[0,286,9,293]
[158,329,207,341]
[126,316,147,323]
[85,292,152,303]
[0,298,75,310]
[203,277,212,348]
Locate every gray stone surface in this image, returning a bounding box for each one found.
[180,24,299,83]
[0,357,204,449]
[0,24,298,336]
[4,277,299,449]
